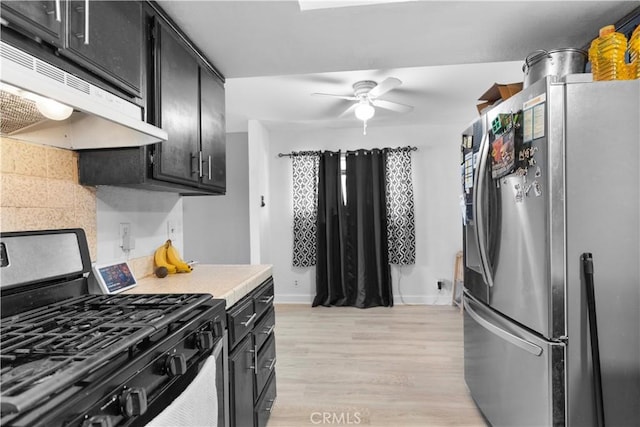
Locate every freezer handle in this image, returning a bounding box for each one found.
[473,120,494,287]
[465,296,543,356]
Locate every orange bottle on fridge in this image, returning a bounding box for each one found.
[629,25,640,79]
[588,25,628,80]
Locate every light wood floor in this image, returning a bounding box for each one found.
[268,304,487,427]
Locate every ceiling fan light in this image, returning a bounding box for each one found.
[354,102,374,121]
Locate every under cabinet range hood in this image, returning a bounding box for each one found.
[0,41,167,150]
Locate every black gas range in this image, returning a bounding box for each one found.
[0,229,227,427]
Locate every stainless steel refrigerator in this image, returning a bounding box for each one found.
[461,76,640,426]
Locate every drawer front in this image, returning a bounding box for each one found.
[254,279,274,320]
[227,298,256,350]
[256,333,276,398]
[254,307,275,351]
[255,371,277,427]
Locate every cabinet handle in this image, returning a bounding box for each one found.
[84,0,89,45]
[258,295,274,304]
[240,312,256,327]
[265,357,276,371]
[261,324,275,336]
[198,152,203,177]
[265,398,276,413]
[199,154,212,181]
[248,345,258,375]
[55,0,61,22]
[74,2,89,44]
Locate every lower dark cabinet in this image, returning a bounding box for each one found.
[227,278,277,427]
[255,372,277,427]
[229,334,255,427]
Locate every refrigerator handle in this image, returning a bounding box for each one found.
[465,295,543,356]
[581,253,606,427]
[473,120,494,287]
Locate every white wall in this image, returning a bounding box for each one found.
[266,124,463,304]
[96,186,183,263]
[183,132,251,264]
[247,120,271,264]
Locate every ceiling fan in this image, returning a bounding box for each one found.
[312,77,413,134]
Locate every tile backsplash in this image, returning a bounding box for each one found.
[0,137,98,259]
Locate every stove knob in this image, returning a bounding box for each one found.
[120,387,148,418]
[197,331,214,350]
[82,415,114,427]
[165,353,187,377]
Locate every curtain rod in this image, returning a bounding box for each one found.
[278,146,418,158]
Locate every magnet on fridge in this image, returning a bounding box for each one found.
[535,166,541,178]
[515,189,524,203]
[533,180,542,197]
[528,158,537,166]
[524,183,532,196]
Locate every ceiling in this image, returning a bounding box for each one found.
[156,1,639,133]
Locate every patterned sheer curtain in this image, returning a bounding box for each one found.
[291,152,319,267]
[385,148,416,265]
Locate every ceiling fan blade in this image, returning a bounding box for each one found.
[338,103,358,118]
[312,93,357,101]
[371,99,413,113]
[368,77,402,98]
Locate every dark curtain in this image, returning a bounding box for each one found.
[313,151,348,307]
[313,149,393,308]
[344,149,392,307]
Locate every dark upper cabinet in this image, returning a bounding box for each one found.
[0,1,65,47]
[63,1,143,97]
[1,1,143,98]
[153,20,200,186]
[200,66,226,192]
[150,17,226,193]
[78,7,226,195]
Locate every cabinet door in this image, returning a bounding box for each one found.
[1,1,65,47]
[229,334,256,427]
[64,1,142,97]
[153,20,200,186]
[199,67,226,192]
[255,372,277,427]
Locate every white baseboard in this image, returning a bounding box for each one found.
[393,294,453,305]
[274,294,453,306]
[274,294,314,304]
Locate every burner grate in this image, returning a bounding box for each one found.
[0,293,212,415]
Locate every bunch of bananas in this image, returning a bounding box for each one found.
[154,240,193,275]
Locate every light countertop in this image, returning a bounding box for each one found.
[125,264,273,308]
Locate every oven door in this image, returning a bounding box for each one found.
[145,330,229,427]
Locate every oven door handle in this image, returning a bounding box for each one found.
[211,334,224,359]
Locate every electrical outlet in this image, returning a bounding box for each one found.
[119,223,134,251]
[167,221,176,241]
[294,280,299,287]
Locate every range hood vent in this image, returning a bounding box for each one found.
[0,41,167,150]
